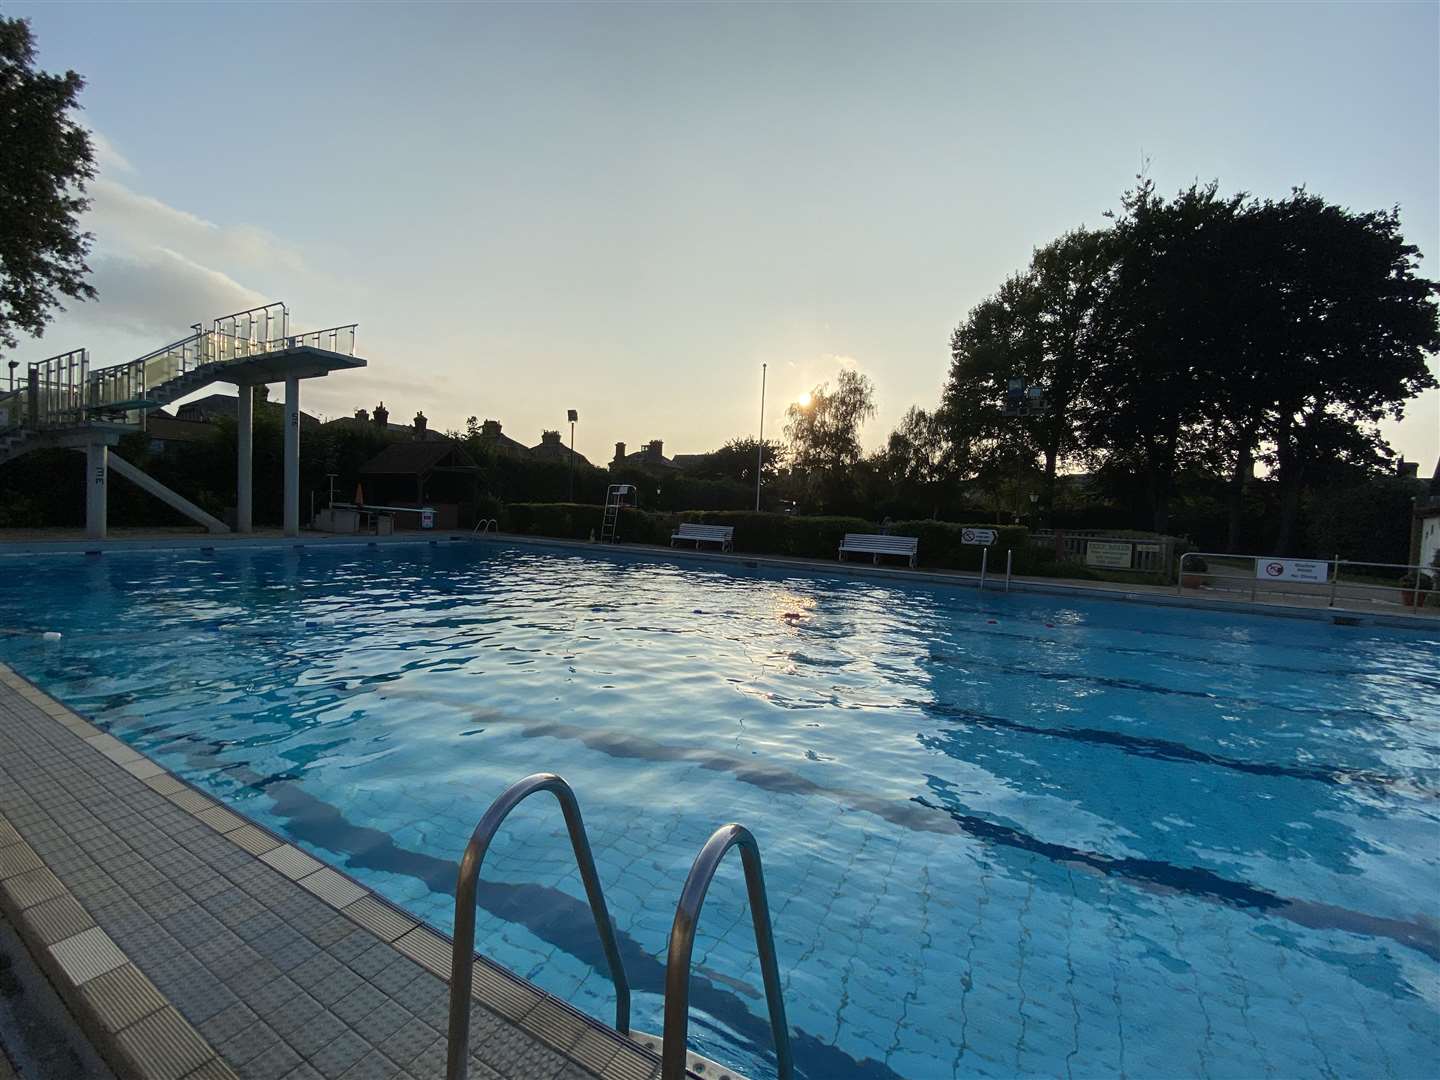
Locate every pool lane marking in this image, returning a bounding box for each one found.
[911,700,1426,795]
[500,716,1440,967]
[911,790,1440,965]
[0,665,669,1080]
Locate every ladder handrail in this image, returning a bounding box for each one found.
[662,824,793,1080]
[446,773,631,1080]
[471,517,499,536]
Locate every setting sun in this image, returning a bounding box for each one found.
[795,391,812,408]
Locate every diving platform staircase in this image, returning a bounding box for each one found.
[0,302,364,539]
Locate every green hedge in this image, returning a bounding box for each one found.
[888,521,1029,572]
[506,505,1044,573]
[502,503,676,545]
[677,511,873,558]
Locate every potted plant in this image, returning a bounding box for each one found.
[1398,567,1434,608]
[1181,555,1208,590]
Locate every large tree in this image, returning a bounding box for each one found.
[1079,181,1250,533]
[1244,191,1439,551]
[784,368,876,510]
[0,15,95,352]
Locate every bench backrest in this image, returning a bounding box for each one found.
[676,523,735,540]
[841,533,918,553]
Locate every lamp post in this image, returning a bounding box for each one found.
[6,360,16,392]
[755,363,767,512]
[567,409,578,501]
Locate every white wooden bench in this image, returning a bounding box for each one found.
[839,533,918,567]
[670,522,735,552]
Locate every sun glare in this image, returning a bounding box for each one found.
[796,391,812,408]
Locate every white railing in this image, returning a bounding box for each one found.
[6,304,358,435]
[1031,530,1178,577]
[1177,551,1440,615]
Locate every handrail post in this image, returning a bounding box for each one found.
[1005,548,1012,592]
[662,824,792,1080]
[979,547,988,592]
[447,774,630,1080]
[1329,555,1339,608]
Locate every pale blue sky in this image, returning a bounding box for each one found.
[10,1,1439,467]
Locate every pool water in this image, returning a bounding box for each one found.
[1,542,1437,1079]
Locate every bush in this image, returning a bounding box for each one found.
[677,511,871,558]
[888,521,1029,572]
[502,503,675,545]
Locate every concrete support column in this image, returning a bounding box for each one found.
[85,442,108,540]
[236,384,254,533]
[283,375,300,536]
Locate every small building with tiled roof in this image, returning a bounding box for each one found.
[357,438,482,530]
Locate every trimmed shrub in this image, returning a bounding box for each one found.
[888,521,1029,571]
[502,503,676,545]
[677,511,872,558]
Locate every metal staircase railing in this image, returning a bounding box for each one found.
[662,823,793,1080]
[446,773,631,1080]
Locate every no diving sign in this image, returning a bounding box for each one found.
[1256,558,1328,583]
[961,528,997,546]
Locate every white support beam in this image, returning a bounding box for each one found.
[237,383,254,532]
[283,375,300,536]
[106,454,230,534]
[85,442,108,540]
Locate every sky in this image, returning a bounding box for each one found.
[8,1,1439,469]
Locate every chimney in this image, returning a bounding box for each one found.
[613,441,626,464]
[354,408,369,422]
[414,411,428,438]
[1397,457,1419,479]
[481,419,501,438]
[646,439,663,462]
[541,430,561,446]
[373,402,389,428]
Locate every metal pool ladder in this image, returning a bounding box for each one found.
[445,775,793,1080]
[662,823,793,1079]
[446,773,630,1080]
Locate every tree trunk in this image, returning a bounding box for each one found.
[1272,420,1304,554]
[1225,425,1258,553]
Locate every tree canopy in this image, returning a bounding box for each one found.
[939,180,1439,547]
[0,15,95,352]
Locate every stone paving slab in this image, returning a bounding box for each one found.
[0,663,701,1080]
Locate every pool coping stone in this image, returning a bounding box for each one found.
[0,662,741,1080]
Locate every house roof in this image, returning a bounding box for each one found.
[528,439,591,467]
[358,439,478,477]
[146,410,212,444]
[322,415,444,440]
[177,393,320,427]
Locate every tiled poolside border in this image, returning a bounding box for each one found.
[1,529,1433,630]
[0,662,742,1080]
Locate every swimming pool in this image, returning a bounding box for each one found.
[1,541,1436,1079]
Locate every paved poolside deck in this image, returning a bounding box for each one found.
[0,665,697,1080]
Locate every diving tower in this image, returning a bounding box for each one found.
[0,302,365,539]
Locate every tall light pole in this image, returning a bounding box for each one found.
[754,363,767,512]
[567,409,578,501]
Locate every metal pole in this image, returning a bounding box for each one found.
[755,363,767,512]
[1328,555,1339,608]
[1005,548,1012,592]
[283,375,300,537]
[979,547,988,591]
[1176,552,1185,596]
[237,385,253,533]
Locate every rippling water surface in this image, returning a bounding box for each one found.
[2,542,1437,1079]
